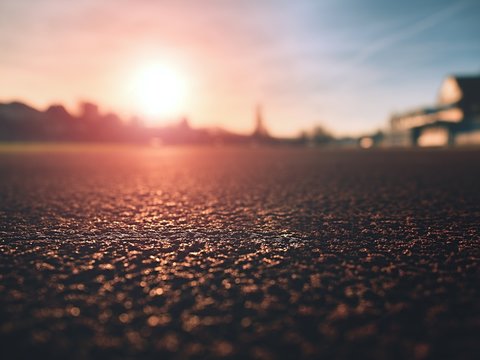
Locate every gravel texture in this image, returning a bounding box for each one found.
[0,147,479,360]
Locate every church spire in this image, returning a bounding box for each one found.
[253,104,269,138]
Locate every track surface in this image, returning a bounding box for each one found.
[0,147,479,359]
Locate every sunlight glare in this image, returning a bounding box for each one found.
[132,63,188,120]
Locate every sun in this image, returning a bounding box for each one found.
[132,63,188,120]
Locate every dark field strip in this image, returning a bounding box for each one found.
[0,147,479,359]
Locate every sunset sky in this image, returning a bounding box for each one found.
[1,0,479,136]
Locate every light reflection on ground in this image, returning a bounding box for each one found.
[0,147,479,359]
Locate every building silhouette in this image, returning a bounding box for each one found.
[388,74,480,146]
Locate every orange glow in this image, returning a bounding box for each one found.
[131,63,189,121]
[418,127,449,147]
[359,137,374,149]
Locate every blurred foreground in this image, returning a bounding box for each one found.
[0,147,479,359]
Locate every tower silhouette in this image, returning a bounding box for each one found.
[252,104,269,138]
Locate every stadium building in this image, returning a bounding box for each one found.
[387,74,480,146]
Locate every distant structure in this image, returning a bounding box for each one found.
[252,104,270,139]
[0,99,288,145]
[387,74,480,146]
[79,102,100,122]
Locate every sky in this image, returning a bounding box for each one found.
[0,0,479,136]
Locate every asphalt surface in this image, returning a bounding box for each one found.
[0,147,479,360]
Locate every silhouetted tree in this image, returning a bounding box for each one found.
[310,125,333,145]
